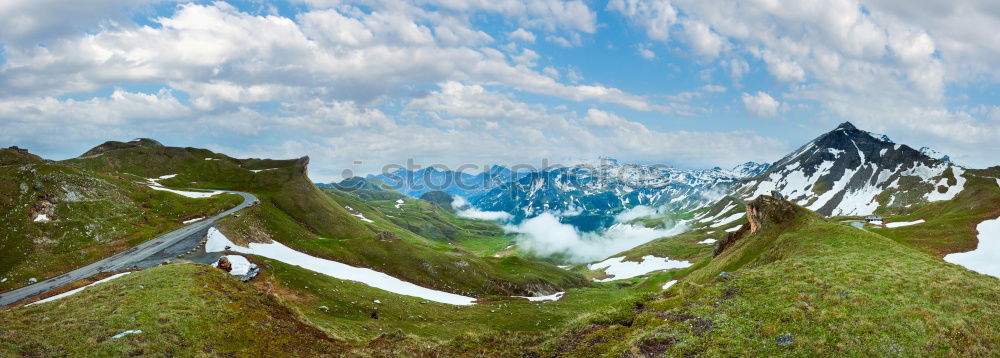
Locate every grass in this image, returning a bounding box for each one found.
[255,258,641,342]
[0,157,242,292]
[513,199,1000,357]
[0,264,347,356]
[872,174,1000,256]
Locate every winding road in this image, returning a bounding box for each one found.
[0,191,257,307]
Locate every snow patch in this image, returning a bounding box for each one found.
[515,292,565,302]
[944,216,1000,279]
[27,272,131,306]
[148,185,223,198]
[884,219,925,228]
[589,255,691,282]
[204,228,476,305]
[661,280,677,290]
[182,217,204,224]
[250,168,278,173]
[344,206,374,223]
[725,226,741,232]
[112,330,142,339]
[710,213,744,228]
[925,166,966,202]
[395,199,404,209]
[697,239,716,245]
[33,214,50,222]
[212,255,253,276]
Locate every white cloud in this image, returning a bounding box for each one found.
[509,28,536,42]
[637,43,656,60]
[452,196,513,221]
[680,19,724,59]
[0,2,656,112]
[741,91,781,118]
[509,212,688,262]
[607,0,678,42]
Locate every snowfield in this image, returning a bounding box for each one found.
[515,292,565,302]
[884,219,925,228]
[146,174,223,198]
[344,206,375,223]
[589,255,691,282]
[148,185,224,198]
[205,228,476,305]
[944,217,1000,279]
[26,272,131,306]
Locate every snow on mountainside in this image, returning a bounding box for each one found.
[472,161,768,229]
[739,122,966,216]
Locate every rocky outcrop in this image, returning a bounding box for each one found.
[297,156,310,177]
[713,195,799,257]
[745,195,799,234]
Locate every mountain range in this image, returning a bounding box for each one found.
[1,122,998,356]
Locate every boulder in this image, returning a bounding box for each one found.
[216,256,233,272]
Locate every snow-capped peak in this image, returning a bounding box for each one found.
[919,147,951,163]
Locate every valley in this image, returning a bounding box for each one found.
[1,123,998,356]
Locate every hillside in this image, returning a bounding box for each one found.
[67,139,588,298]
[0,264,347,356]
[445,196,1000,356]
[0,146,243,292]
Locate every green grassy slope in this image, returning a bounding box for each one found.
[0,148,242,292]
[255,258,640,342]
[0,264,347,356]
[510,197,1000,357]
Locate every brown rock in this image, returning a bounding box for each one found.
[217,256,232,272]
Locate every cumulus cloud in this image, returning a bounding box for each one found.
[509,28,536,42]
[741,91,781,118]
[509,212,687,263]
[451,196,513,221]
[0,2,650,111]
[607,0,1000,158]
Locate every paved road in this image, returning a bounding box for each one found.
[0,191,257,307]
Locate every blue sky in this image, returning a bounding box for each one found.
[1,0,998,182]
